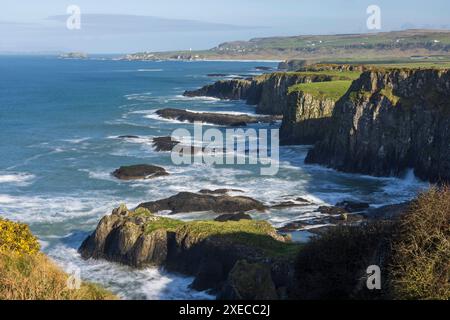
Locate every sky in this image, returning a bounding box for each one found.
[0,0,449,53]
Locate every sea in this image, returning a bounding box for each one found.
[0,56,429,299]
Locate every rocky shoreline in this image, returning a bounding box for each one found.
[78,63,450,300]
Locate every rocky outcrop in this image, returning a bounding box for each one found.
[112,165,169,180]
[156,108,280,126]
[306,68,450,183]
[183,79,256,100]
[79,206,299,298]
[280,91,336,145]
[138,191,266,214]
[152,136,180,152]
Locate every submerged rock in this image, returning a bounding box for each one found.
[317,206,348,215]
[336,201,370,213]
[138,191,266,214]
[215,213,252,222]
[112,164,169,180]
[152,136,180,152]
[199,189,244,195]
[156,108,280,126]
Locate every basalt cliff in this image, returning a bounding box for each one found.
[306,68,450,183]
[184,66,450,183]
[184,72,342,115]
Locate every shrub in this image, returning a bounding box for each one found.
[293,223,393,300]
[0,218,116,300]
[0,218,40,256]
[294,187,450,300]
[388,186,450,300]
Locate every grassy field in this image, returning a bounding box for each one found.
[289,80,353,101]
[125,29,450,62]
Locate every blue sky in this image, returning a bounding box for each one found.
[1,0,449,53]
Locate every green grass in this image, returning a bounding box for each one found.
[144,217,185,233]
[288,80,353,100]
[141,215,301,259]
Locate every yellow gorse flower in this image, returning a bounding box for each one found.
[0,218,40,256]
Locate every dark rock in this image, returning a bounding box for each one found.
[328,213,365,224]
[317,206,348,215]
[218,260,278,300]
[277,221,310,233]
[138,191,266,214]
[152,136,180,152]
[207,73,228,77]
[271,201,310,209]
[215,213,252,222]
[156,108,280,127]
[112,164,169,180]
[117,135,140,139]
[364,202,410,221]
[183,79,255,100]
[255,66,273,71]
[336,201,370,213]
[199,189,244,195]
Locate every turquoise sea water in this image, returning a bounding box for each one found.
[0,56,428,299]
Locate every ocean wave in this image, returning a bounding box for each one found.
[0,172,35,186]
[137,69,163,72]
[173,95,221,102]
[48,245,214,300]
[0,193,117,224]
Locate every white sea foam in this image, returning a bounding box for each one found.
[48,245,213,300]
[0,172,35,186]
[173,95,221,102]
[137,69,163,72]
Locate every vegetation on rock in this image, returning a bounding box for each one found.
[288,80,353,101]
[293,187,450,300]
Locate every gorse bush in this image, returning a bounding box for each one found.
[0,218,115,300]
[0,218,40,256]
[388,186,450,300]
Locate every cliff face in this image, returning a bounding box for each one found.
[306,68,450,183]
[256,73,333,115]
[184,73,334,115]
[183,79,255,100]
[280,91,336,145]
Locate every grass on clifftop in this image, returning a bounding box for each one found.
[288,80,353,101]
[0,218,116,300]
